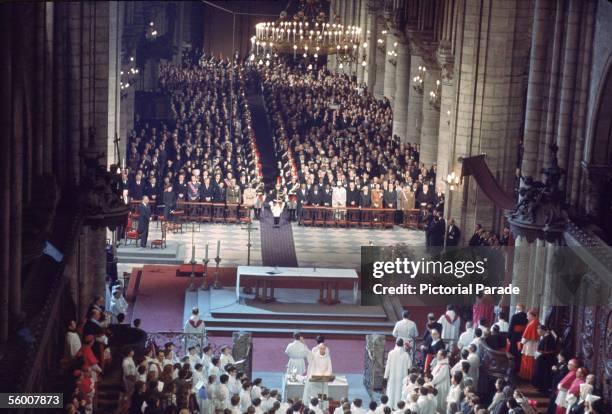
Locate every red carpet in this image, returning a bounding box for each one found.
[129,265,396,373]
[131,265,190,331]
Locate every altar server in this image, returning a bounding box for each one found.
[109,285,128,324]
[285,332,310,375]
[183,307,206,350]
[430,350,451,413]
[383,339,412,410]
[437,305,461,347]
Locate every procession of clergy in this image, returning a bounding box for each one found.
[173,303,607,414]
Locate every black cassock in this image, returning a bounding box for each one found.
[532,333,557,391]
[508,311,528,370]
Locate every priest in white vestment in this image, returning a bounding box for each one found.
[303,343,333,401]
[183,307,206,350]
[437,305,461,347]
[110,286,129,324]
[392,311,419,347]
[285,332,310,375]
[457,322,475,351]
[384,339,412,410]
[430,350,451,413]
[220,345,236,371]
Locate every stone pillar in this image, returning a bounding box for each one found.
[446,0,530,235]
[0,2,12,342]
[392,38,410,141]
[435,72,454,190]
[382,31,397,104]
[419,68,440,167]
[555,0,582,183]
[232,332,253,379]
[509,235,532,311]
[107,1,121,167]
[357,0,368,84]
[373,19,386,99]
[405,50,423,145]
[366,2,378,93]
[521,0,553,178]
[526,239,547,309]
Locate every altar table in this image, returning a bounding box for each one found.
[281,374,349,402]
[236,266,359,305]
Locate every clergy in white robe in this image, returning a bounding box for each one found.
[392,311,419,347]
[65,320,82,358]
[188,346,202,369]
[417,388,435,414]
[457,322,475,351]
[446,372,464,414]
[215,374,231,410]
[303,343,333,401]
[220,347,236,371]
[466,344,480,390]
[183,307,206,350]
[110,287,128,324]
[430,350,451,413]
[239,383,252,413]
[285,332,310,375]
[384,339,412,410]
[437,306,461,347]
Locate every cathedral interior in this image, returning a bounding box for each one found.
[0,0,611,413]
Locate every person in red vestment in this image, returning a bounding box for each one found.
[519,309,539,380]
[567,367,587,398]
[472,293,495,328]
[555,359,579,414]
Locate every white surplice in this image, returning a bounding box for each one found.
[285,339,310,375]
[430,358,451,413]
[383,346,412,410]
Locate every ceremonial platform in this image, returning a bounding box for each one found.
[116,241,185,264]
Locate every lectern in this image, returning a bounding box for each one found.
[308,375,336,410]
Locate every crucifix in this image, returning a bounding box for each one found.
[240,220,258,266]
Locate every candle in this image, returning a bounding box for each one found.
[216,240,220,258]
[191,244,196,262]
[205,244,209,261]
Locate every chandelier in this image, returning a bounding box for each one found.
[412,65,426,94]
[428,79,441,109]
[251,0,364,63]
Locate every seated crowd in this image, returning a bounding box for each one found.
[122,55,264,220]
[258,60,442,222]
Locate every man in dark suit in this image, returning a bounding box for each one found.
[446,219,461,246]
[138,196,152,247]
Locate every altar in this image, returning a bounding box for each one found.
[281,374,349,402]
[235,266,359,305]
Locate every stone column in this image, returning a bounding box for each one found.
[383,31,397,104]
[405,48,423,145]
[107,1,121,167]
[446,0,530,235]
[521,0,553,178]
[555,0,582,183]
[364,334,386,393]
[392,38,410,141]
[366,2,378,92]
[357,0,368,84]
[373,17,386,99]
[435,72,454,191]
[509,235,532,311]
[526,239,547,309]
[0,2,12,342]
[419,68,440,167]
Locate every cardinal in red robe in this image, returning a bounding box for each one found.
[554,359,579,414]
[519,309,539,380]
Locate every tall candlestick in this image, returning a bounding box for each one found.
[216,240,220,257]
[205,243,209,261]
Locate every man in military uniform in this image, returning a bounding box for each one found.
[225,178,241,205]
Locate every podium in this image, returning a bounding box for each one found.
[305,375,336,410]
